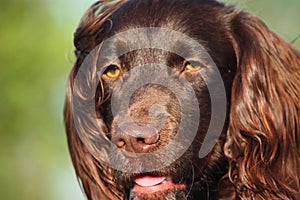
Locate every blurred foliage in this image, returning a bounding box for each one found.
[0,0,84,199]
[0,0,299,200]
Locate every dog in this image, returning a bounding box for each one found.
[64,0,300,199]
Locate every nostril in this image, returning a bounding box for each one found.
[115,139,126,149]
[143,134,159,145]
[137,137,145,143]
[113,123,160,153]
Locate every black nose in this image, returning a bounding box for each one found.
[113,123,159,153]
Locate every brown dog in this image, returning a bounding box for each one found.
[64,0,300,199]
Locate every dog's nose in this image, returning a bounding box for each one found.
[113,123,159,153]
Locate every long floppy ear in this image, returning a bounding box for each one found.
[224,11,300,199]
[64,74,124,200]
[63,1,128,199]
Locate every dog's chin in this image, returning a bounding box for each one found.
[130,190,187,200]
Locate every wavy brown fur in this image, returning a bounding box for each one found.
[224,11,300,199]
[64,0,300,199]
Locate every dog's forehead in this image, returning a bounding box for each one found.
[107,0,226,35]
[96,0,234,63]
[98,27,213,68]
[92,0,236,73]
[108,28,206,54]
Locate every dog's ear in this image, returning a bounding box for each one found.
[64,71,125,199]
[74,0,127,55]
[64,1,129,199]
[224,11,300,199]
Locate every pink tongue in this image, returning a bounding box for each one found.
[134,175,167,187]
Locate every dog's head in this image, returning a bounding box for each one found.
[64,0,300,199]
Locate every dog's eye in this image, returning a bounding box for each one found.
[103,65,121,79]
[184,61,203,72]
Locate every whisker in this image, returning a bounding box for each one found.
[185,159,195,199]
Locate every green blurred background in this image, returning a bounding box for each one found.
[0,0,299,199]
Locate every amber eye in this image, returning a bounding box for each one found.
[103,65,121,79]
[184,61,203,72]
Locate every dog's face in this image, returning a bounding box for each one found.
[88,1,236,199]
[66,0,300,199]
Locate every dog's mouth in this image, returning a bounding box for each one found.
[131,174,186,195]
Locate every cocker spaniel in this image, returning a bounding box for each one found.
[64,0,300,199]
